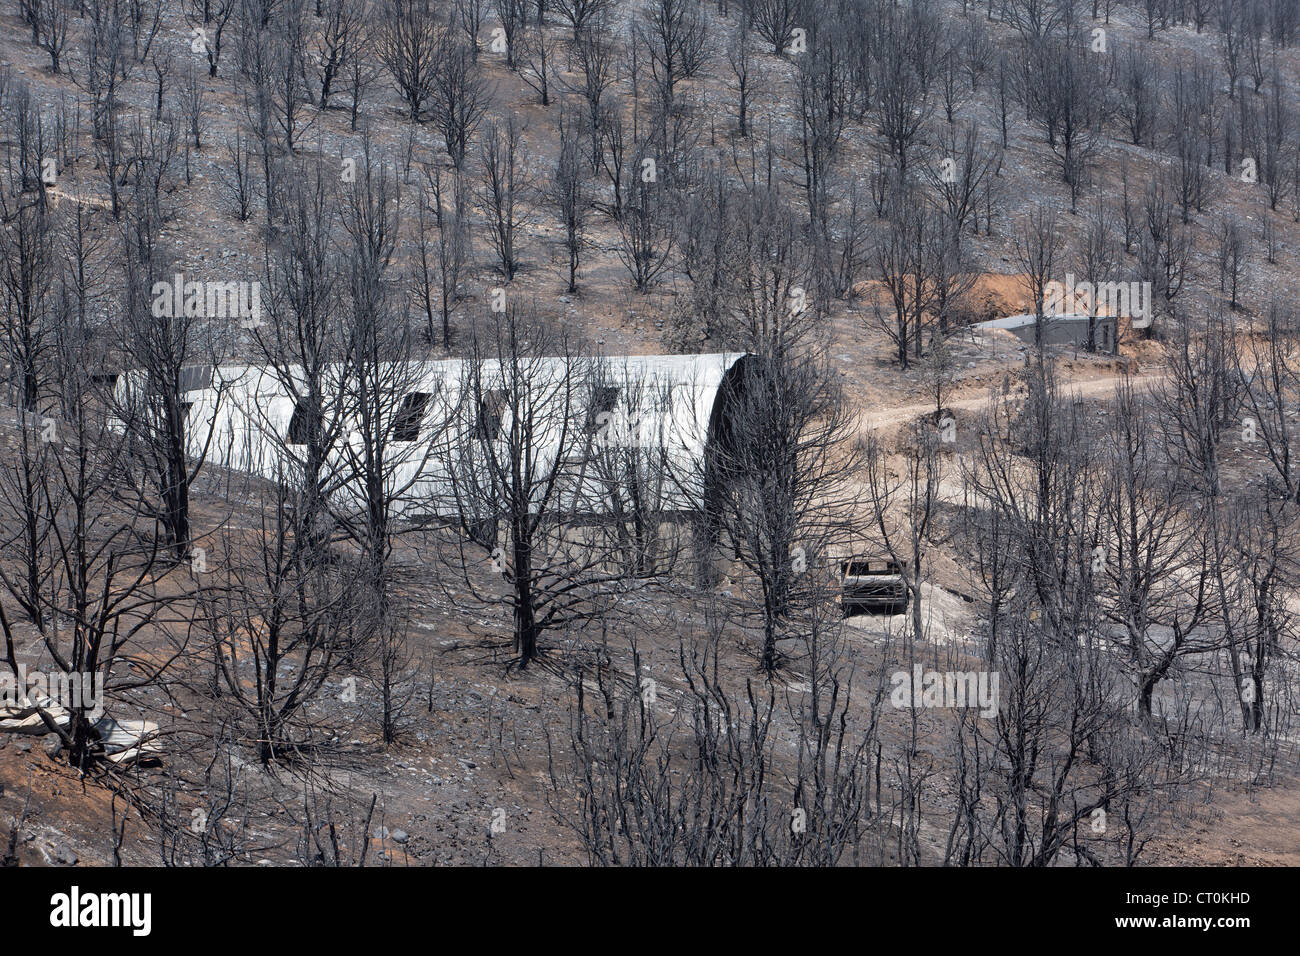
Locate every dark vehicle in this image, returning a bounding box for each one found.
[840,558,907,616]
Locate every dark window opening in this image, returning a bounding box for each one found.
[178,401,194,440]
[587,385,620,434]
[842,559,902,578]
[474,390,507,441]
[392,392,431,442]
[287,400,311,445]
[179,365,214,393]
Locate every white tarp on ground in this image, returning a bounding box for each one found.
[91,716,162,765]
[0,692,70,734]
[0,695,160,764]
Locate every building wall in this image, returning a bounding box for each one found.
[111,354,749,521]
[1008,316,1118,350]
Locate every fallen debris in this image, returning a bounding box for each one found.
[0,696,160,765]
[91,717,162,766]
[0,694,70,735]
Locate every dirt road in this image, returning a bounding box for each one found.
[861,368,1168,431]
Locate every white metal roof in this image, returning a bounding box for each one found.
[113,354,747,520]
[976,313,1092,330]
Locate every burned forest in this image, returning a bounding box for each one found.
[0,0,1294,921]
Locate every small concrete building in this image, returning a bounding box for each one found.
[976,313,1118,352]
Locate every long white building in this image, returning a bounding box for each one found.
[112,353,750,523]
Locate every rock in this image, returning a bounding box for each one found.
[13,739,31,753]
[43,735,63,759]
[391,830,410,844]
[374,825,390,840]
[52,844,78,866]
